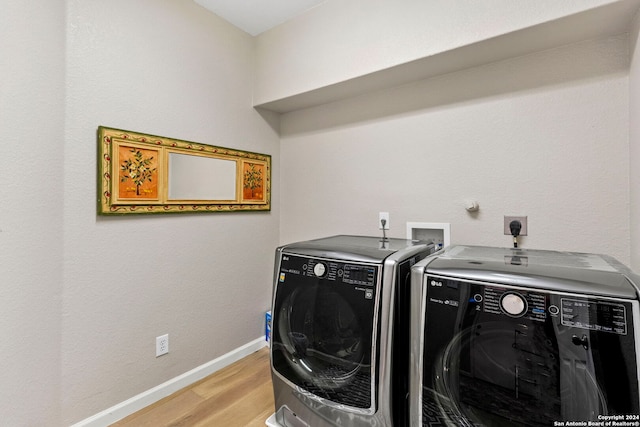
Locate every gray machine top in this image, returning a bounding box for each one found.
[280,235,429,264]
[423,245,640,299]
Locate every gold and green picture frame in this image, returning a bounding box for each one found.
[97,126,271,215]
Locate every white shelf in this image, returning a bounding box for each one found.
[254,1,638,113]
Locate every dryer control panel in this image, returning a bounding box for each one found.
[482,286,546,320]
[560,298,627,335]
[427,277,547,322]
[427,276,630,335]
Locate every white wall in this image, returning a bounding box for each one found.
[630,9,640,270]
[0,0,65,424]
[61,0,278,424]
[1,2,281,423]
[254,0,621,105]
[279,34,631,264]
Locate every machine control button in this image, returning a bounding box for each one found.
[548,305,560,315]
[313,263,327,277]
[473,294,483,302]
[501,293,527,316]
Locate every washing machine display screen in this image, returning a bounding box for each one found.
[272,254,379,410]
[420,275,639,427]
[342,264,376,286]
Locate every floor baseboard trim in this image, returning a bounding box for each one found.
[71,337,268,427]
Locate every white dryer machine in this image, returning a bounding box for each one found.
[269,235,434,427]
[410,245,640,426]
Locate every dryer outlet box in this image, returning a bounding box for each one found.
[504,216,528,236]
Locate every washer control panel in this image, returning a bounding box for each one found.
[280,254,377,287]
[279,254,379,302]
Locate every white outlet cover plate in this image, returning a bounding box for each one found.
[379,212,390,230]
[156,334,169,357]
[504,216,528,236]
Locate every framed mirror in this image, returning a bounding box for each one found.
[97,126,271,214]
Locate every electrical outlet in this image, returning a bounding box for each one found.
[504,216,528,236]
[379,212,390,230]
[156,334,169,357]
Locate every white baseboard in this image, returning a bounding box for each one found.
[72,337,268,427]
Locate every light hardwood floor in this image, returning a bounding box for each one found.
[111,348,274,427]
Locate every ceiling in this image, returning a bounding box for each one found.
[193,0,326,36]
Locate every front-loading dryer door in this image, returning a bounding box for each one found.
[272,254,379,412]
[418,275,640,426]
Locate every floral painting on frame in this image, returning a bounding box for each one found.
[117,145,159,200]
[242,161,266,202]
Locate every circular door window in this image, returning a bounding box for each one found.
[277,286,366,390]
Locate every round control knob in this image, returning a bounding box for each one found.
[313,263,327,277]
[501,293,527,317]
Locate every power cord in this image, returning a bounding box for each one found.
[510,220,522,248]
[380,218,388,242]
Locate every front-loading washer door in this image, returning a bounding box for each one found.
[272,254,379,411]
[419,275,639,426]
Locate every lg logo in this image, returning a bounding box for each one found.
[430,280,443,287]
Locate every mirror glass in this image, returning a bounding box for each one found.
[168,153,237,201]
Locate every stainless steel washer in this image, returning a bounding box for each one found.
[270,235,434,427]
